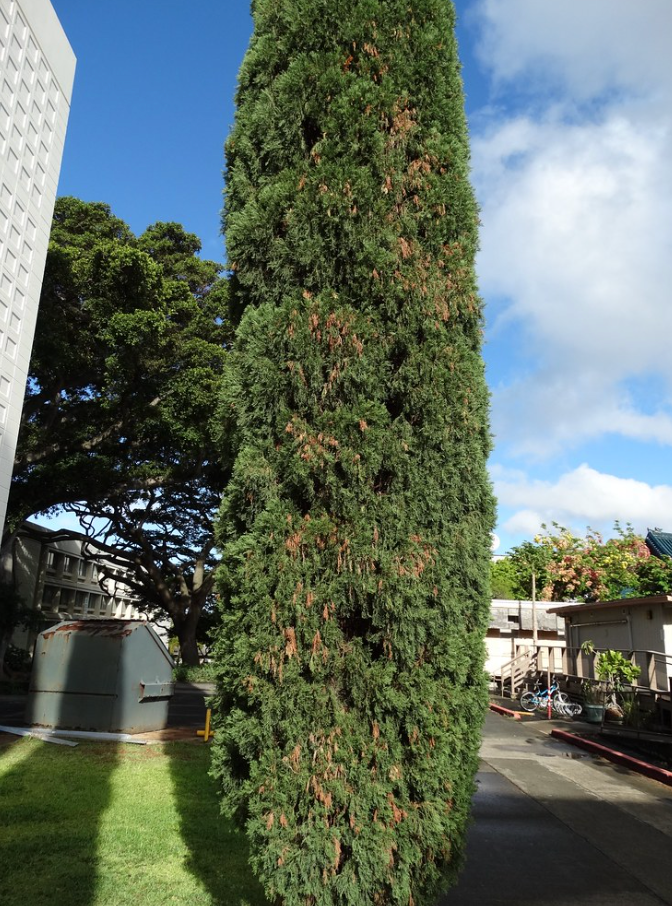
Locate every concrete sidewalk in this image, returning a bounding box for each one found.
[440,709,672,905]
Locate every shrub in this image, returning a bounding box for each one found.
[211,2,494,904]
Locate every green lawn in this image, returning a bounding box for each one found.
[0,737,268,906]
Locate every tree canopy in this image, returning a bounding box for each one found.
[6,197,229,662]
[210,2,494,904]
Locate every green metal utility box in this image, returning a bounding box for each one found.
[26,620,175,734]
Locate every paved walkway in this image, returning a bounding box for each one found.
[440,709,672,905]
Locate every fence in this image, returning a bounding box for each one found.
[501,642,672,696]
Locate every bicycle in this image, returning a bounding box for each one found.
[519,678,582,717]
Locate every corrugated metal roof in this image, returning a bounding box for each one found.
[646,530,672,559]
[549,594,672,616]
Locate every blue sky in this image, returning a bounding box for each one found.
[48,0,672,554]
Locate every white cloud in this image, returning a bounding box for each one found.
[476,113,672,370]
[500,508,547,538]
[469,1,672,455]
[492,369,672,459]
[472,0,672,101]
[494,463,672,537]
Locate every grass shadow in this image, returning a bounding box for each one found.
[168,741,269,906]
[0,737,119,906]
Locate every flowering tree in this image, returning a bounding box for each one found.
[528,523,672,602]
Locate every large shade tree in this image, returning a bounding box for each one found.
[5,197,229,663]
[210,2,494,904]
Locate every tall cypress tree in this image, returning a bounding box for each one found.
[211,2,495,904]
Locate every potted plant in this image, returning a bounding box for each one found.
[581,679,606,723]
[579,641,605,724]
[579,640,641,723]
[595,648,641,722]
[619,691,645,728]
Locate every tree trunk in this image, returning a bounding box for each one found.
[0,630,10,678]
[174,600,203,666]
[177,627,200,667]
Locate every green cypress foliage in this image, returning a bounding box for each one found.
[211,2,495,904]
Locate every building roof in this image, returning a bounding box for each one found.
[549,594,672,617]
[646,530,672,559]
[491,599,560,609]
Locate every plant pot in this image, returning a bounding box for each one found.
[605,704,624,723]
[583,703,605,724]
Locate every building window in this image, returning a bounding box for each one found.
[46,550,62,572]
[75,590,90,613]
[77,559,88,579]
[41,584,58,611]
[90,594,103,615]
[62,556,74,575]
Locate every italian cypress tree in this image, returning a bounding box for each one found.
[211,2,495,904]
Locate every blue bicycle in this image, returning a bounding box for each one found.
[520,677,582,716]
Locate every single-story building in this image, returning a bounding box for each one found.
[486,599,566,681]
[549,594,672,693]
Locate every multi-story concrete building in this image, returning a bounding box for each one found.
[0,0,75,533]
[3,521,169,655]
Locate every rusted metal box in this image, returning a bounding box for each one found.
[26,620,175,733]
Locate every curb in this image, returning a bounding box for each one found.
[489,702,522,720]
[551,729,672,787]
